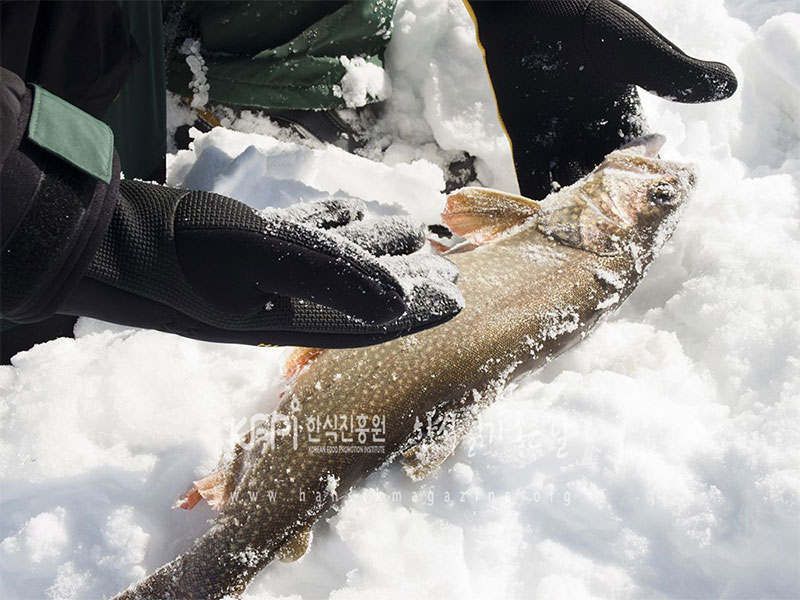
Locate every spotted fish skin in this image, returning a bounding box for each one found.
[114,135,695,599]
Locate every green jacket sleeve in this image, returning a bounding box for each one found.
[167,0,396,110]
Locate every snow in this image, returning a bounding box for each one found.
[169,125,447,223]
[333,56,392,109]
[178,38,210,110]
[2,0,799,599]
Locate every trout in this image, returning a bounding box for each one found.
[115,135,695,599]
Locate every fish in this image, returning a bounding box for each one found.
[114,134,695,599]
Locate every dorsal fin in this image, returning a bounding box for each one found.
[283,347,325,381]
[442,187,540,246]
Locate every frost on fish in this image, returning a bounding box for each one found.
[596,293,621,311]
[324,473,340,500]
[401,372,513,482]
[593,267,626,290]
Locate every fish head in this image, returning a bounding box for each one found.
[538,134,696,262]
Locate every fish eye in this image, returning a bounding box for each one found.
[648,182,673,206]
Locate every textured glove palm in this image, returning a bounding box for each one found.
[62,180,463,348]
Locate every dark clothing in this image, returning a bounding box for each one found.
[0,0,140,119]
[0,68,120,323]
[1,0,164,361]
[103,1,167,183]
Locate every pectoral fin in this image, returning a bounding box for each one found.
[443,187,540,246]
[174,434,249,511]
[283,347,326,381]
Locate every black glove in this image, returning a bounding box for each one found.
[1,70,461,349]
[60,181,463,348]
[468,0,738,199]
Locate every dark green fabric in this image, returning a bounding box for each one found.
[185,0,349,53]
[103,0,166,181]
[28,85,114,184]
[167,0,397,110]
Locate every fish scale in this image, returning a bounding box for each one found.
[114,134,695,599]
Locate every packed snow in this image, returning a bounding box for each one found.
[333,56,392,108]
[2,0,799,599]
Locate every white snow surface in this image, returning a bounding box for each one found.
[2,1,800,599]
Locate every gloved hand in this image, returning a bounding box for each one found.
[61,181,463,348]
[467,0,738,199]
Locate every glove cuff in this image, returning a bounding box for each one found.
[0,79,120,322]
